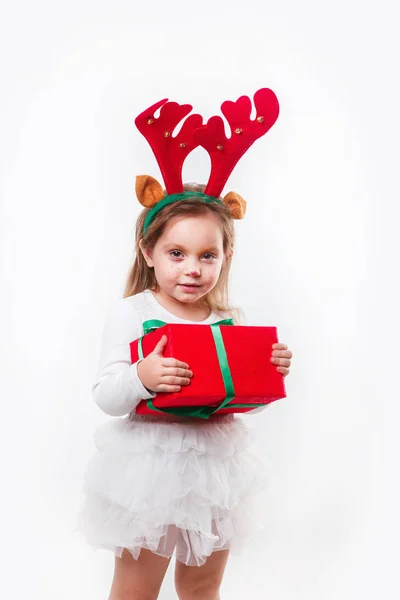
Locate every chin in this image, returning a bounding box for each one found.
[176,288,208,302]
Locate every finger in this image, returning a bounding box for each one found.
[160,375,191,386]
[272,350,292,358]
[162,357,190,369]
[152,335,168,355]
[162,367,193,378]
[270,357,291,367]
[155,384,182,393]
[277,367,290,377]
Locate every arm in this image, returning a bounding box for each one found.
[92,298,156,417]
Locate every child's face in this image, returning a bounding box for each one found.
[142,213,226,305]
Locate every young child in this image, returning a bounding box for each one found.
[78,90,293,600]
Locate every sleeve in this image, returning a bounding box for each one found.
[92,298,156,417]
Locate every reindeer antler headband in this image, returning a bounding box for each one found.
[135,88,279,233]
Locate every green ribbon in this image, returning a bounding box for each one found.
[143,192,223,233]
[137,318,264,419]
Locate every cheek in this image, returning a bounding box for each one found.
[155,257,178,278]
[206,263,223,282]
[167,264,181,279]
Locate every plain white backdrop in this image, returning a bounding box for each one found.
[1,1,398,598]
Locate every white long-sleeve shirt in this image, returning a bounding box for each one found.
[92,289,267,417]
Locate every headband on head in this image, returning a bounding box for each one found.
[134,88,280,233]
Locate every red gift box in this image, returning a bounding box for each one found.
[130,320,286,419]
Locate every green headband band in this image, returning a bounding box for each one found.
[143,192,223,234]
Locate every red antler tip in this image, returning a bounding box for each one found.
[194,88,279,197]
[135,99,203,194]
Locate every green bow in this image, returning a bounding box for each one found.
[137,318,263,419]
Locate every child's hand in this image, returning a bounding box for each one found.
[270,343,292,377]
[137,335,193,393]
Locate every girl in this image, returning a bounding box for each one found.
[78,91,293,600]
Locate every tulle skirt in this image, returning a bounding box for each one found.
[77,412,268,567]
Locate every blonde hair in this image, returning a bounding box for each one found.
[123,183,243,323]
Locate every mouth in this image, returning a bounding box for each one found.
[178,283,201,291]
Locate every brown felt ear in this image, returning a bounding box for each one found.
[136,175,165,208]
[222,191,247,219]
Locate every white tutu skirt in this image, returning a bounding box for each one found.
[77,413,268,567]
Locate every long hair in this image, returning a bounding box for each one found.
[123,183,243,323]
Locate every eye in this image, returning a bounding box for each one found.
[203,253,216,260]
[170,250,183,258]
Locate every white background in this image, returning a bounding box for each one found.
[1,1,398,598]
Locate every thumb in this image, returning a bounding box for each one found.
[152,334,168,356]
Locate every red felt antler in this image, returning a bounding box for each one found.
[135,98,203,194]
[193,88,279,197]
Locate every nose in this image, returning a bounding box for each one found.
[186,264,200,277]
